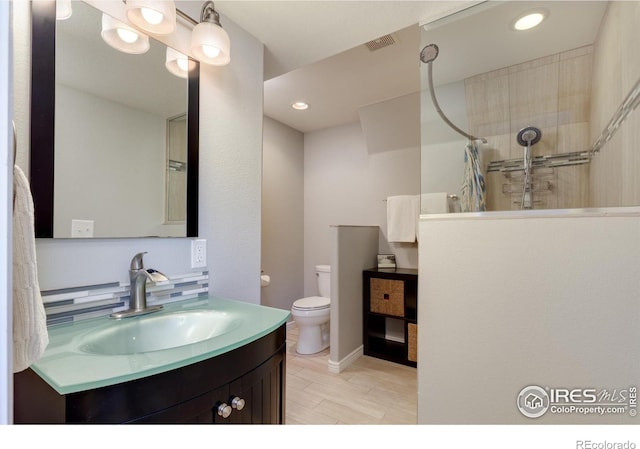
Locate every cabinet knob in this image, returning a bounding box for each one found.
[217,402,232,418]
[231,396,245,411]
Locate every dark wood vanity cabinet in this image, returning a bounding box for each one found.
[363,268,418,367]
[14,325,286,424]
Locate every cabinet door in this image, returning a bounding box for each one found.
[129,385,229,424]
[227,347,285,424]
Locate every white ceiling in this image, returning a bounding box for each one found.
[212,0,480,133]
[212,1,609,134]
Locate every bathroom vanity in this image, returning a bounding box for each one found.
[363,268,418,367]
[14,297,289,424]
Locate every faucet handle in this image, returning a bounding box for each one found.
[130,252,148,270]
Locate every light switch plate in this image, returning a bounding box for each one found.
[191,239,207,268]
[71,219,94,238]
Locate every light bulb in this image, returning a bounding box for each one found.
[202,45,221,59]
[102,13,149,54]
[56,0,72,20]
[514,12,545,31]
[177,58,189,72]
[117,28,139,44]
[126,1,176,35]
[141,7,163,25]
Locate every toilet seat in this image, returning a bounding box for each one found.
[292,296,330,311]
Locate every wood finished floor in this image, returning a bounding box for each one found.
[285,325,417,425]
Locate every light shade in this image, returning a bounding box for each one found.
[191,21,230,66]
[56,0,72,20]
[165,47,196,78]
[101,13,150,54]
[126,0,176,35]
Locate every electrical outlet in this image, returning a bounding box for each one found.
[71,219,94,238]
[191,239,207,268]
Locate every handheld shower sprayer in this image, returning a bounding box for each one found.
[516,126,542,210]
[517,126,542,147]
[419,43,485,143]
[420,43,439,64]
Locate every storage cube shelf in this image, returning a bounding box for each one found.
[363,268,418,368]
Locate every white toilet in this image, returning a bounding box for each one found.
[291,265,331,355]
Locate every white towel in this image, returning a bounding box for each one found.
[12,165,48,373]
[422,192,450,214]
[386,195,419,243]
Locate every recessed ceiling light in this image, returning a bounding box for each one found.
[291,101,309,111]
[513,10,548,31]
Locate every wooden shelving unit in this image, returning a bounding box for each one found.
[363,268,418,368]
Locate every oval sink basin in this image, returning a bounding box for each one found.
[80,310,242,355]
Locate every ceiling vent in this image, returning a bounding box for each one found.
[364,33,398,51]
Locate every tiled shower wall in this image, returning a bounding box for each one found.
[465,46,593,211]
[589,1,640,207]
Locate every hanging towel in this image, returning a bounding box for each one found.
[460,140,486,212]
[386,195,419,243]
[12,164,48,373]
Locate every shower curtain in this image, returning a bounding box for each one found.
[460,140,486,212]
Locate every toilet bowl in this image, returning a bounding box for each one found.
[291,265,330,355]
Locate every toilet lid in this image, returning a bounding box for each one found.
[293,296,330,311]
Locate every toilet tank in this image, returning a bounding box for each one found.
[315,265,331,298]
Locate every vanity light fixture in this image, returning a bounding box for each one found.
[165,47,195,78]
[190,1,231,66]
[291,101,309,111]
[513,10,548,31]
[56,0,72,20]
[101,13,150,54]
[126,0,177,35]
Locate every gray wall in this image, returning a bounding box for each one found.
[261,117,304,312]
[54,85,167,238]
[304,122,420,296]
[14,1,265,303]
[330,225,379,368]
[418,210,640,424]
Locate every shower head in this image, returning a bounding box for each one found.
[420,44,439,64]
[517,126,542,147]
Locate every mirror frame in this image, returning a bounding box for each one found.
[30,0,199,238]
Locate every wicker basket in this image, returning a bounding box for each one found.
[370,278,404,317]
[407,323,418,362]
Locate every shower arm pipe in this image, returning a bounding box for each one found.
[426,62,486,144]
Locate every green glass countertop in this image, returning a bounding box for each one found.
[31,297,290,395]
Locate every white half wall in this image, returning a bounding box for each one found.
[418,209,640,424]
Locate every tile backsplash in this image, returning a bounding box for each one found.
[42,271,209,326]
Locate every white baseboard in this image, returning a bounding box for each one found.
[328,345,363,374]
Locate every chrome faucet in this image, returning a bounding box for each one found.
[110,252,169,319]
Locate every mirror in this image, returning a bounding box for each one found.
[420,1,640,213]
[30,0,199,238]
